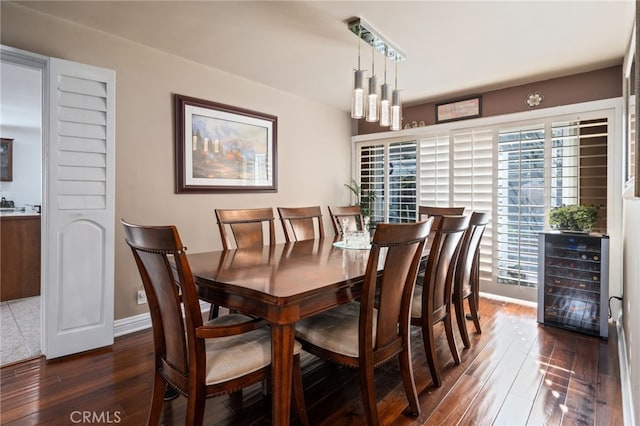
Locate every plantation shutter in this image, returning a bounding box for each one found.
[451,129,494,289]
[419,135,451,207]
[356,140,417,224]
[496,124,546,288]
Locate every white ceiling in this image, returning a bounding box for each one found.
[10,1,637,113]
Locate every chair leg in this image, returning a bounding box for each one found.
[229,390,243,410]
[147,373,166,425]
[291,354,309,426]
[444,314,461,365]
[468,294,482,334]
[208,303,220,320]
[185,388,205,426]
[399,347,420,417]
[454,293,471,349]
[421,320,442,387]
[359,358,380,426]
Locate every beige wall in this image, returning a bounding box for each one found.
[1,3,353,320]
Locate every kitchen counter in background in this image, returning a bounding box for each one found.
[0,211,40,217]
[0,207,41,217]
[1,214,41,301]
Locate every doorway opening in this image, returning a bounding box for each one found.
[0,57,44,366]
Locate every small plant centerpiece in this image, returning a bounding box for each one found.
[549,204,599,232]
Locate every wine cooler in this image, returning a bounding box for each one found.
[537,232,609,338]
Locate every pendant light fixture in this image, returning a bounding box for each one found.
[348,18,406,130]
[351,26,365,119]
[379,49,391,127]
[366,44,378,122]
[390,60,402,131]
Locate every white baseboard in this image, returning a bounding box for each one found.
[113,301,211,337]
[113,311,152,337]
[478,291,538,308]
[616,312,636,426]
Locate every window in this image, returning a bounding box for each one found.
[496,124,545,287]
[357,140,417,224]
[354,105,613,302]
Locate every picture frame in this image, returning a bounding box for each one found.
[174,94,277,193]
[0,138,13,182]
[436,95,482,124]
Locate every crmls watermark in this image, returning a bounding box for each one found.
[69,411,122,424]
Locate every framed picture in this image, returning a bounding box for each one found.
[436,96,482,124]
[0,138,13,182]
[174,94,277,193]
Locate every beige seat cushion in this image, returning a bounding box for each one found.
[295,302,377,358]
[203,314,301,385]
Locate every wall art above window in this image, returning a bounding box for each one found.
[435,96,482,124]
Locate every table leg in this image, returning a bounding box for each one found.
[271,323,294,426]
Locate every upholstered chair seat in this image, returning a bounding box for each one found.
[295,303,376,358]
[203,314,302,386]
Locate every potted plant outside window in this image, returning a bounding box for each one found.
[549,204,599,232]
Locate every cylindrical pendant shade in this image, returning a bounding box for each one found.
[351,70,365,119]
[390,89,401,131]
[379,82,390,127]
[366,75,378,122]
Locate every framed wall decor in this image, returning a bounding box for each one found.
[436,95,482,124]
[0,138,13,182]
[174,94,277,193]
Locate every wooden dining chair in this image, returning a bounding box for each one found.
[215,207,276,250]
[295,219,433,426]
[277,206,325,242]
[328,205,365,235]
[209,208,276,318]
[411,214,469,388]
[121,220,308,426]
[453,211,490,348]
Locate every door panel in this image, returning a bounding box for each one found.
[44,57,115,358]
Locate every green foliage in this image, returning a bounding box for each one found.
[344,179,376,223]
[549,204,599,231]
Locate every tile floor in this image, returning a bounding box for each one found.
[0,296,41,366]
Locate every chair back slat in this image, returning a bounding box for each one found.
[456,212,490,297]
[278,206,325,242]
[423,215,469,321]
[216,207,276,249]
[328,205,365,235]
[417,206,465,252]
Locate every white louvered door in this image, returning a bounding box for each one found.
[43,58,115,358]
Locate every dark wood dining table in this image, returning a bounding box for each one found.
[187,238,375,426]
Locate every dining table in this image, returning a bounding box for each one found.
[186,237,376,426]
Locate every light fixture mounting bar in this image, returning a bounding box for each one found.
[348,18,406,62]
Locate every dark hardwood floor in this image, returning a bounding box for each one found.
[0,298,622,425]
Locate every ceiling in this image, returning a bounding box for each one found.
[11,1,637,113]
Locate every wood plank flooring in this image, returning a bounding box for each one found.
[0,298,622,425]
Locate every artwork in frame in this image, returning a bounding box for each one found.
[435,95,482,124]
[174,94,277,193]
[0,138,13,182]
